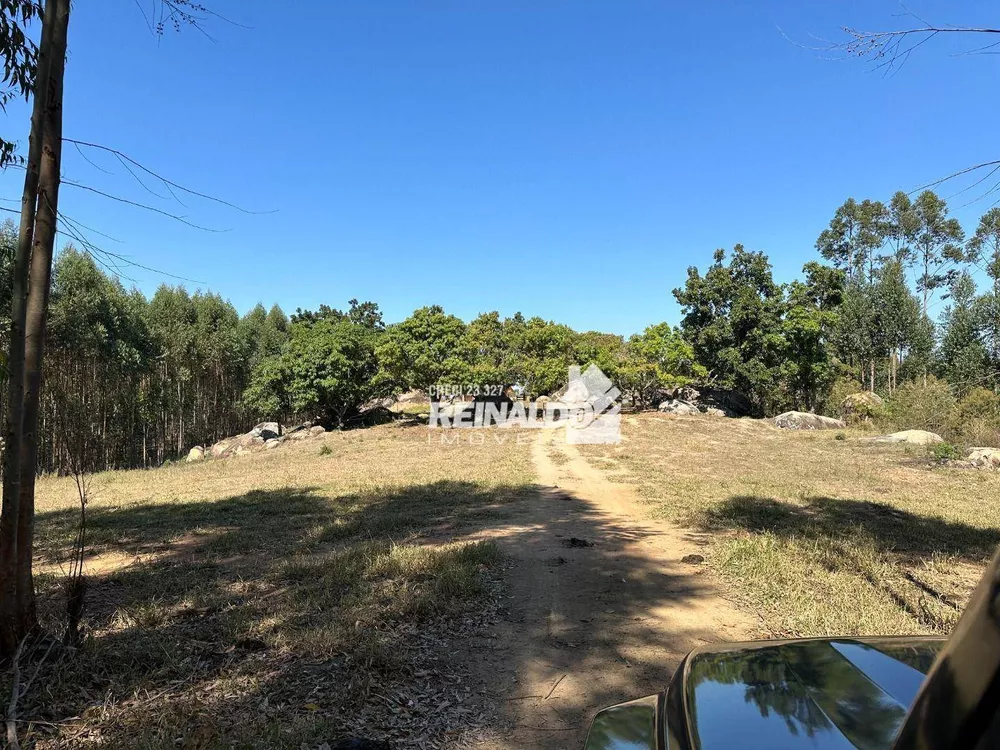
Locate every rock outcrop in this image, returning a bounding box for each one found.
[658,400,701,416]
[656,386,744,417]
[186,446,204,462]
[206,421,326,458]
[967,447,1000,468]
[773,411,845,430]
[865,430,944,446]
[841,392,885,422]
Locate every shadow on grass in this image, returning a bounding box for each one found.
[27,478,715,748]
[697,495,1000,562]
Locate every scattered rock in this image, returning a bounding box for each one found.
[968,447,1000,468]
[699,387,753,417]
[396,389,428,404]
[249,421,280,441]
[661,385,701,403]
[658,399,701,416]
[265,438,281,450]
[866,430,944,446]
[561,537,594,548]
[210,438,235,457]
[681,554,705,564]
[309,425,326,436]
[186,446,204,462]
[703,407,727,417]
[774,411,845,430]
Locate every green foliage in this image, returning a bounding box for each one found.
[0,1,40,167]
[929,442,962,462]
[939,272,990,393]
[815,197,889,281]
[947,387,1000,448]
[247,319,386,427]
[674,247,843,414]
[913,190,966,312]
[291,298,384,330]
[318,444,333,456]
[514,317,577,396]
[616,323,705,408]
[824,376,863,418]
[886,376,956,434]
[376,305,470,394]
[673,245,788,415]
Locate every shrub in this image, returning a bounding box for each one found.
[834,432,846,441]
[948,387,1000,448]
[823,376,863,418]
[840,391,888,425]
[319,444,333,456]
[929,442,962,462]
[886,376,956,434]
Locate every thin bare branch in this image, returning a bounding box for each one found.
[71,141,112,175]
[828,20,1000,73]
[64,138,272,215]
[54,210,205,284]
[908,160,1000,195]
[60,178,231,232]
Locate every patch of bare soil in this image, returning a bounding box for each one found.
[464,430,752,749]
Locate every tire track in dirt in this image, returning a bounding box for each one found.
[470,429,752,749]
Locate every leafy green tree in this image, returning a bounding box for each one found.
[782,267,842,410]
[246,319,385,427]
[832,278,879,390]
[239,303,289,372]
[912,190,965,317]
[815,198,888,282]
[291,299,384,330]
[887,191,921,264]
[511,317,578,397]
[968,208,1000,366]
[673,245,787,415]
[463,311,526,387]
[875,259,923,393]
[376,305,470,396]
[619,324,704,409]
[940,272,990,394]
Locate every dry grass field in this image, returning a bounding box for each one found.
[578,412,1000,639]
[27,424,535,749]
[15,412,1000,748]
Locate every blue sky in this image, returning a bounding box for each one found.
[2,1,998,334]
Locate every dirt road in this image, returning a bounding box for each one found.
[471,429,752,748]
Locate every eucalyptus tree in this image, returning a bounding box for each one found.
[887,191,920,264]
[815,198,888,282]
[968,208,1000,366]
[874,259,923,394]
[912,190,966,317]
[940,272,990,394]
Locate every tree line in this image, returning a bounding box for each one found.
[4,187,999,473]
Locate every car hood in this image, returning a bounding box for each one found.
[585,636,946,750]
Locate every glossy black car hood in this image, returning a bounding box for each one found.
[584,636,946,750]
[680,637,944,750]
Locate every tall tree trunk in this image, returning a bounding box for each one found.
[0,0,60,655]
[15,0,71,635]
